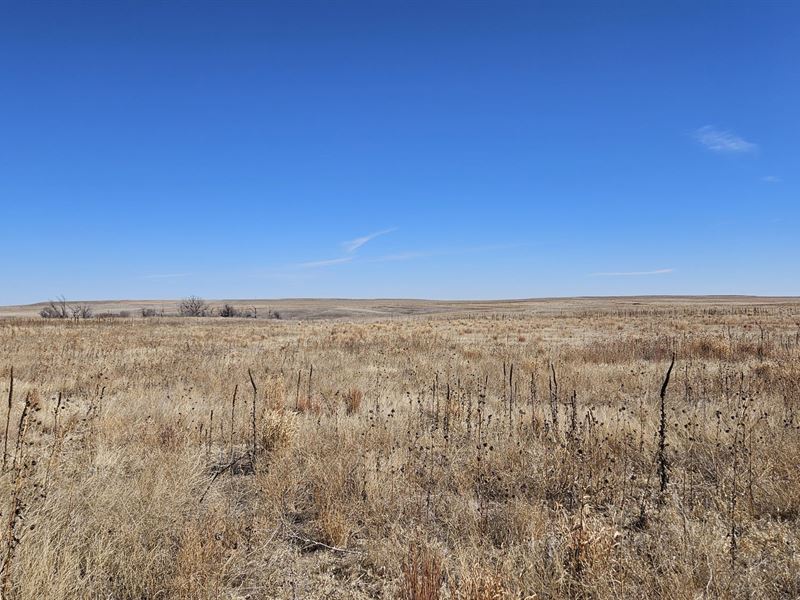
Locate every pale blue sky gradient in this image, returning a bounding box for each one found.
[1,1,798,304]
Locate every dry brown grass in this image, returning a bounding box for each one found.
[0,300,799,598]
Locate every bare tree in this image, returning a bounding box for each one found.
[219,304,240,318]
[179,296,210,317]
[218,304,259,318]
[71,304,93,320]
[39,296,69,319]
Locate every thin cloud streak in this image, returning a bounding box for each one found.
[297,256,355,269]
[293,241,533,269]
[694,126,757,153]
[341,228,396,253]
[591,268,674,277]
[297,228,396,268]
[762,175,782,183]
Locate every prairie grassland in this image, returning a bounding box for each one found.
[1,301,799,598]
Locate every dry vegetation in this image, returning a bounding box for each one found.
[1,300,799,598]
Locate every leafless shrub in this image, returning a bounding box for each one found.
[218,304,256,318]
[96,311,131,319]
[218,304,240,318]
[39,306,62,319]
[71,304,93,319]
[39,297,93,319]
[178,296,211,317]
[39,296,69,319]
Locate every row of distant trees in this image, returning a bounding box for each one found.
[39,296,95,320]
[40,296,280,320]
[176,296,281,318]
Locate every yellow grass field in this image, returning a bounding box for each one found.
[1,298,799,598]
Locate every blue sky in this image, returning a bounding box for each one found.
[1,1,798,304]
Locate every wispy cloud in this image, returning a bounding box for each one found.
[694,126,757,153]
[295,239,531,270]
[297,256,355,269]
[140,273,190,279]
[591,268,674,277]
[296,228,396,268]
[341,228,396,253]
[762,175,782,183]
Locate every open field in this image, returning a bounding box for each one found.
[1,295,798,320]
[1,298,799,598]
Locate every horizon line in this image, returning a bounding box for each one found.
[5,293,800,309]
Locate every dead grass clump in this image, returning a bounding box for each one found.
[453,569,507,600]
[462,349,482,361]
[259,410,297,454]
[400,544,443,600]
[157,421,187,451]
[297,395,321,415]
[171,512,232,597]
[564,505,621,589]
[345,387,364,414]
[688,337,729,360]
[318,507,353,548]
[263,373,287,411]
